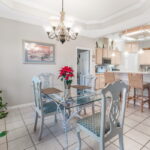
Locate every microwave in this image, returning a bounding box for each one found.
[102,58,111,64]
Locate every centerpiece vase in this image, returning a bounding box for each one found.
[64,81,71,99]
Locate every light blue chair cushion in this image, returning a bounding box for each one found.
[77,113,120,137]
[43,102,63,114]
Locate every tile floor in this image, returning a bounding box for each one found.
[1,104,150,150]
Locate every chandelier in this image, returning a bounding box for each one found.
[46,0,78,44]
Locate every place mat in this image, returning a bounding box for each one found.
[71,85,91,90]
[42,88,62,95]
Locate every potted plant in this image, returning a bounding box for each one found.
[58,66,74,98]
[0,90,8,137]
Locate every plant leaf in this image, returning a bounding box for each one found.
[0,131,7,137]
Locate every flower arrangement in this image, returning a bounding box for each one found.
[58,66,74,88]
[0,90,8,137]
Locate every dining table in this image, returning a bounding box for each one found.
[41,84,102,150]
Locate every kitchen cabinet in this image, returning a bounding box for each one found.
[95,48,103,65]
[103,49,111,58]
[139,50,150,65]
[103,48,108,58]
[95,74,105,90]
[111,50,121,65]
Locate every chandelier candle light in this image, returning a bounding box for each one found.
[46,0,79,44]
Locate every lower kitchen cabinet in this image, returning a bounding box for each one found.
[95,74,105,90]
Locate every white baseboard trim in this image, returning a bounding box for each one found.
[8,102,34,110]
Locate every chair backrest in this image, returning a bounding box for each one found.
[32,76,43,111]
[104,72,115,85]
[83,74,96,91]
[38,73,55,89]
[128,73,143,89]
[100,80,128,141]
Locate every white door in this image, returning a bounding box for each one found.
[78,50,90,84]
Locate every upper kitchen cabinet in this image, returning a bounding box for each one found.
[103,49,112,58]
[139,50,150,65]
[111,50,121,65]
[95,48,103,64]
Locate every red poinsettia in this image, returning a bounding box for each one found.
[58,66,74,85]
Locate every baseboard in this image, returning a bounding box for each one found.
[8,102,34,110]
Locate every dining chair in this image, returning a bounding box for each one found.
[77,74,96,114]
[83,74,96,93]
[32,76,62,140]
[76,80,128,150]
[38,72,55,89]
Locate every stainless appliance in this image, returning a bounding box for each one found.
[102,58,111,65]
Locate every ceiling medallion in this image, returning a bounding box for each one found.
[46,0,78,44]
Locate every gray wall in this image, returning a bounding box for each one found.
[0,17,96,106]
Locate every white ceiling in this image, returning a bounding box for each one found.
[0,0,150,38]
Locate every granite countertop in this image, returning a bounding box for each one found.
[110,71,150,74]
[95,71,150,74]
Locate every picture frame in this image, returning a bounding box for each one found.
[23,40,55,64]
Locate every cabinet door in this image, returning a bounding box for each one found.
[96,48,102,64]
[95,74,100,90]
[103,48,108,58]
[99,74,105,89]
[111,51,121,65]
[108,50,112,58]
[115,51,121,65]
[139,50,150,65]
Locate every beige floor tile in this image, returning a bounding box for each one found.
[123,125,131,133]
[68,141,92,150]
[114,136,142,150]
[84,136,110,150]
[0,136,6,144]
[25,147,35,150]
[0,123,5,131]
[19,107,34,114]
[124,118,139,128]
[142,118,150,127]
[128,113,147,123]
[50,123,64,137]
[135,124,150,136]
[145,141,150,149]
[8,135,33,150]
[6,120,24,131]
[141,147,150,150]
[56,130,78,147]
[6,114,22,124]
[133,110,150,117]
[106,144,119,150]
[30,127,54,145]
[7,126,28,142]
[23,117,35,125]
[0,118,5,125]
[22,111,35,119]
[125,129,150,145]
[36,139,63,150]
[8,109,20,115]
[0,143,7,150]
[71,128,89,139]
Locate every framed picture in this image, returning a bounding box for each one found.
[23,40,55,64]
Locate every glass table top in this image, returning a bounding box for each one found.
[42,84,102,109]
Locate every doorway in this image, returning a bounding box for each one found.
[77,49,90,84]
